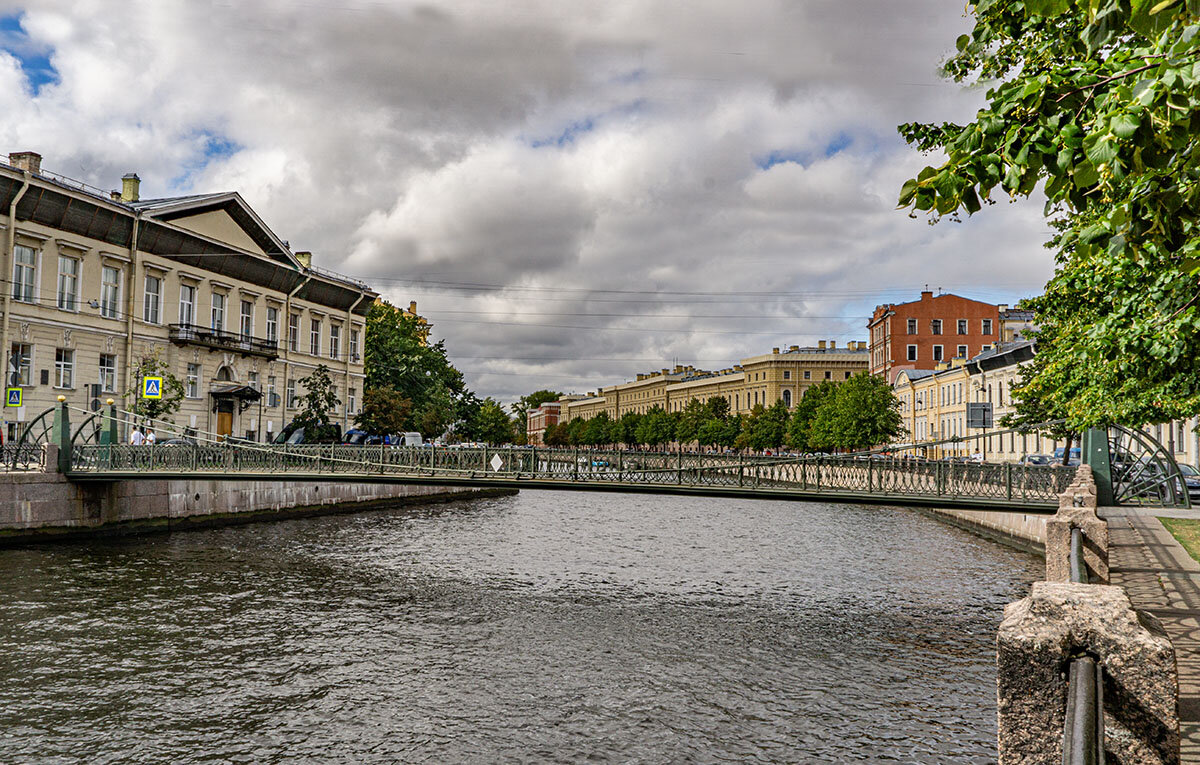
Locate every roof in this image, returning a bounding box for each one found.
[1000,309,1036,321]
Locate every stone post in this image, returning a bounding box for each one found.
[1046,464,1109,584]
[997,582,1178,765]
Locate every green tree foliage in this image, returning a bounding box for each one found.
[703,396,731,422]
[543,421,569,446]
[354,387,412,435]
[294,364,341,442]
[364,300,471,437]
[617,411,643,446]
[787,380,839,451]
[468,397,515,445]
[810,373,904,451]
[675,398,707,444]
[511,390,563,444]
[748,400,790,451]
[127,350,186,423]
[635,406,676,447]
[581,411,613,445]
[899,0,1200,427]
[696,417,738,449]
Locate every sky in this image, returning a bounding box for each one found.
[0,0,1055,406]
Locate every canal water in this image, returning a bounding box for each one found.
[0,491,1039,764]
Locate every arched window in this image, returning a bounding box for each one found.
[782,389,792,407]
[216,365,235,382]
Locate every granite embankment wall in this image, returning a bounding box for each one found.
[920,507,1047,556]
[0,470,513,543]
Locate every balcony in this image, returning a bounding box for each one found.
[168,323,279,360]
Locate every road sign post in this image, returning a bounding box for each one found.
[142,376,163,399]
[5,387,21,407]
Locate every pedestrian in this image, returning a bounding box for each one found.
[145,429,157,445]
[129,426,144,446]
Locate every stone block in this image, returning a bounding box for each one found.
[998,582,1178,765]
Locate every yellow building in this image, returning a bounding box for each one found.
[0,151,376,442]
[562,341,870,423]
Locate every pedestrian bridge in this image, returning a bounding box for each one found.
[6,402,1190,513]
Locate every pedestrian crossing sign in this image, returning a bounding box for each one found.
[142,376,163,399]
[5,387,20,407]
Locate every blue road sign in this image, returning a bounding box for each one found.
[5,387,21,407]
[142,376,163,399]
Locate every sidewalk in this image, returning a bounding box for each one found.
[1101,507,1200,762]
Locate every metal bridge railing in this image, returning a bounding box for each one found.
[1063,525,1104,764]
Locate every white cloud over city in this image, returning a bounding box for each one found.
[0,0,1054,404]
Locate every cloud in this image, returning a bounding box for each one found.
[0,0,1055,405]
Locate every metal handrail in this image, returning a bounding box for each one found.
[168,322,279,356]
[1063,525,1104,765]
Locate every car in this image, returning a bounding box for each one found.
[1053,446,1082,463]
[1176,463,1200,502]
[1019,454,1053,465]
[159,437,197,446]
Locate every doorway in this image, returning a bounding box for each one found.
[216,401,234,441]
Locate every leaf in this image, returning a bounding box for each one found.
[1026,0,1072,14]
[955,34,970,51]
[1150,0,1179,13]
[1084,132,1118,166]
[898,178,919,206]
[1111,113,1141,138]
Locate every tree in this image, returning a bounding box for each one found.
[675,398,707,445]
[635,406,675,447]
[583,411,613,446]
[697,418,736,449]
[617,411,643,446]
[511,390,563,444]
[468,397,515,445]
[811,372,904,451]
[294,364,341,442]
[126,350,185,424]
[355,387,412,435]
[703,396,731,422]
[898,1,1200,428]
[544,421,569,446]
[788,381,838,451]
[749,400,790,452]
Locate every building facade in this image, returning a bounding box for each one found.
[868,290,1002,383]
[561,341,869,425]
[0,151,376,443]
[526,400,563,445]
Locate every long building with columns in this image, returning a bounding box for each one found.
[0,151,376,442]
[559,341,869,425]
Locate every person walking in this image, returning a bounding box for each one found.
[145,429,156,445]
[129,426,144,446]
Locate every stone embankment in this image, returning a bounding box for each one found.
[0,448,513,544]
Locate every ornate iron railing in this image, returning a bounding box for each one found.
[0,442,44,471]
[67,444,1076,505]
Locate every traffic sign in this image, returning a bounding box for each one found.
[5,388,21,407]
[142,376,163,399]
[966,401,993,429]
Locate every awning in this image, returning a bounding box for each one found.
[209,383,262,401]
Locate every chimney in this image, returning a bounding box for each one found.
[409,301,418,314]
[9,151,41,174]
[295,250,312,267]
[829,340,836,349]
[120,173,140,202]
[997,303,1008,312]
[771,347,779,355]
[789,345,799,352]
[921,289,933,300]
[818,341,826,349]
[636,374,645,381]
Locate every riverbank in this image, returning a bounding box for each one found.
[0,469,515,544]
[915,506,1048,557]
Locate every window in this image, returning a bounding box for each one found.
[957,319,967,335]
[803,370,811,380]
[783,370,791,380]
[782,389,791,407]
[211,292,226,331]
[9,343,31,386]
[932,345,944,362]
[931,319,942,335]
[907,318,917,334]
[266,307,279,345]
[907,345,917,362]
[310,318,321,356]
[329,324,341,360]
[349,328,360,361]
[286,378,296,408]
[54,348,74,388]
[982,319,993,335]
[248,371,259,390]
[98,353,117,392]
[267,376,277,407]
[844,371,852,379]
[348,387,357,414]
[824,371,831,380]
[179,284,196,325]
[101,266,121,319]
[288,314,300,352]
[957,345,968,358]
[186,363,200,398]
[143,275,162,324]
[12,245,36,303]
[56,256,79,310]
[240,300,253,338]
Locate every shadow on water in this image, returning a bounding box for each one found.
[0,490,1039,764]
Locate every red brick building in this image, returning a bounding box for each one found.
[868,291,1001,382]
[526,401,563,445]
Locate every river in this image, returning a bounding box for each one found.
[0,490,1039,764]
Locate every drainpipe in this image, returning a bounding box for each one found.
[282,272,311,426]
[123,212,141,422]
[344,294,366,432]
[1,169,31,388]
[0,170,30,438]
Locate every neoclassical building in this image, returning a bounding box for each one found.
[0,151,376,442]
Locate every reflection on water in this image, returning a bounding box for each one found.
[0,491,1038,763]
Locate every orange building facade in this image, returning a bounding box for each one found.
[868,291,1001,383]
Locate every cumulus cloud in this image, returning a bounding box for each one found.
[0,0,1055,404]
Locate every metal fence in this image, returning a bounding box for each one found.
[68,444,1075,505]
[0,443,45,472]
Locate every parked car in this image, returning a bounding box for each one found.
[1019,454,1053,465]
[159,437,197,446]
[1053,447,1082,466]
[274,423,342,445]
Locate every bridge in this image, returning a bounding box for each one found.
[4,401,1192,513]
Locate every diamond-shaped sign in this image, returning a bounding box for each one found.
[490,454,504,472]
